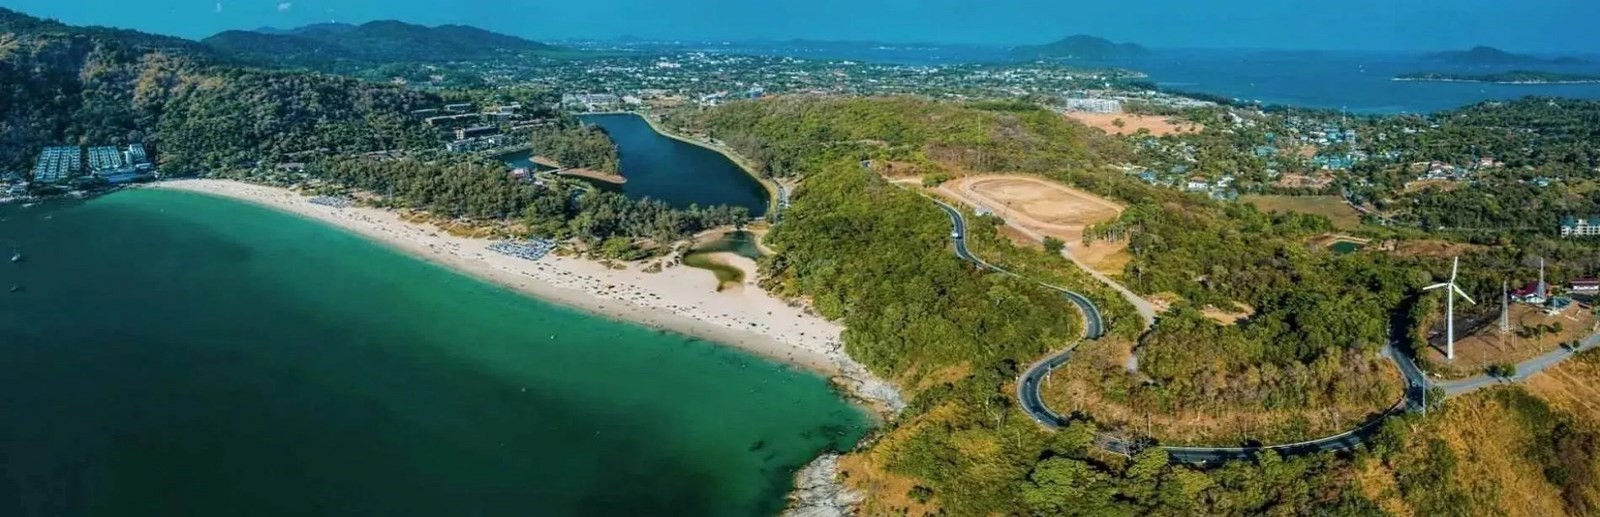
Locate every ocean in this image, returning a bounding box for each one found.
[677,42,1600,113]
[0,190,867,516]
[1098,49,1600,114]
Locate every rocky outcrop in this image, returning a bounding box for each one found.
[784,454,862,517]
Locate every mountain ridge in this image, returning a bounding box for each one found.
[203,20,560,68]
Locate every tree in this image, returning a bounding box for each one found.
[1022,458,1117,516]
[1042,237,1066,255]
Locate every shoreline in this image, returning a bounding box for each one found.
[1392,77,1600,85]
[144,179,903,416]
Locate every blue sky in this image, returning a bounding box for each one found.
[7,0,1598,52]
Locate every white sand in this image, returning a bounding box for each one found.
[147,179,903,412]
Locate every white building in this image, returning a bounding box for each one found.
[1561,216,1600,238]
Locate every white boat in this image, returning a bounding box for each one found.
[10,251,20,263]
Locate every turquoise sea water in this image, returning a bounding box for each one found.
[0,189,867,516]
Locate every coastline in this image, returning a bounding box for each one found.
[145,179,903,416]
[1392,77,1600,85]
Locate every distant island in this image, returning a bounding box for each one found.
[1395,70,1600,84]
[1013,35,1149,60]
[1422,45,1588,65]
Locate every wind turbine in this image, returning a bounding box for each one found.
[1426,257,1475,360]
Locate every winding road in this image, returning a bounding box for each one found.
[892,161,1597,463]
[932,197,1453,463]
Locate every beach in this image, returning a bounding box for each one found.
[147,179,903,413]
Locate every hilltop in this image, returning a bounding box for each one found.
[1423,45,1588,65]
[0,8,438,171]
[1013,35,1150,60]
[203,20,562,68]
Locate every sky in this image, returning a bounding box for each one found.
[6,0,1598,53]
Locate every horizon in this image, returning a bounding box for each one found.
[4,1,1598,54]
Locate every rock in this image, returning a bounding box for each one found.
[783,454,862,517]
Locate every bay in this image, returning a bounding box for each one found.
[0,189,866,516]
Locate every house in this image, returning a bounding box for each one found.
[1571,279,1600,294]
[1561,216,1600,238]
[1185,177,1210,192]
[1512,281,1549,305]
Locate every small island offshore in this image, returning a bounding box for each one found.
[1396,70,1600,85]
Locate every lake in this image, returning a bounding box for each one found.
[578,114,770,216]
[0,190,866,516]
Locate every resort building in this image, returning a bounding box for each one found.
[31,146,82,184]
[445,134,509,153]
[1561,216,1600,238]
[455,126,500,140]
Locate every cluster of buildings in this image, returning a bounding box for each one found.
[410,102,531,153]
[30,144,151,185]
[446,125,509,153]
[1061,97,1121,114]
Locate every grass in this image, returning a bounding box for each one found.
[1240,194,1364,230]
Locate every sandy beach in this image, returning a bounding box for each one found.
[148,179,903,413]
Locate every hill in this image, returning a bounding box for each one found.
[203,20,561,69]
[1013,35,1149,60]
[1423,45,1587,65]
[0,8,439,172]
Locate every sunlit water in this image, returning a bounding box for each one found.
[0,190,866,517]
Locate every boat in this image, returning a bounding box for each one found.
[9,251,20,263]
[8,285,20,293]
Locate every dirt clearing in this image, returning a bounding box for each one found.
[1064,112,1200,137]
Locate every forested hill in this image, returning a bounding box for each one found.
[0,8,439,172]
[1422,45,1588,65]
[1012,35,1150,60]
[203,21,563,69]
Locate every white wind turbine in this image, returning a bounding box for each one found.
[1426,257,1475,360]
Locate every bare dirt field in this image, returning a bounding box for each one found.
[956,175,1122,230]
[1427,303,1597,378]
[1063,112,1200,137]
[942,175,1126,270]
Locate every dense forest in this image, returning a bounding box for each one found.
[680,96,1466,513]
[312,157,747,256]
[528,123,622,173]
[0,8,440,174]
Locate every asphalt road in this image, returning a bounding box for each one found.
[914,169,1592,463]
[1437,329,1600,396]
[932,197,1419,463]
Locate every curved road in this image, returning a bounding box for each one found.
[913,167,1589,463]
[933,198,1429,463]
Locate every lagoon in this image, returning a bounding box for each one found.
[0,190,865,516]
[579,113,769,216]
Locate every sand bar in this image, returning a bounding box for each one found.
[147,179,904,413]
